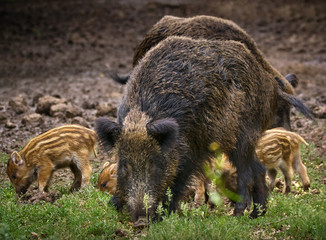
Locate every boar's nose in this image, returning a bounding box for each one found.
[133,216,148,228]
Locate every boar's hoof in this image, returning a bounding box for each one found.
[303,184,310,191]
[133,216,148,228]
[233,210,244,217]
[109,195,124,210]
[233,203,246,217]
[249,208,267,219]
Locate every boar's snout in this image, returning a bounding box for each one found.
[133,216,148,228]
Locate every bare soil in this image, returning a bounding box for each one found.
[0,0,325,202]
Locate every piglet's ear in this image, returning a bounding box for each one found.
[95,118,121,152]
[109,164,117,177]
[147,118,179,153]
[11,151,23,166]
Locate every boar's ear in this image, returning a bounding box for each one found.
[11,151,23,166]
[285,74,298,88]
[147,118,179,153]
[95,117,121,151]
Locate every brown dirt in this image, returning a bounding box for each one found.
[0,0,325,200]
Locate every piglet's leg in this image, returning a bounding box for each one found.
[267,168,278,191]
[37,162,54,193]
[43,171,54,192]
[194,177,206,205]
[293,152,310,191]
[81,159,92,187]
[82,164,92,187]
[69,163,82,192]
[280,162,293,194]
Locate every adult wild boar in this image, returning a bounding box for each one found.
[131,15,290,85]
[113,16,295,90]
[111,15,311,130]
[96,36,311,227]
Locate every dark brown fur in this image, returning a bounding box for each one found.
[113,15,312,130]
[132,15,293,97]
[96,36,311,226]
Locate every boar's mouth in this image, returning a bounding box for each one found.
[133,216,149,228]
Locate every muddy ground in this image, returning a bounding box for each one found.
[0,0,325,199]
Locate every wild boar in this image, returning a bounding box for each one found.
[113,16,295,93]
[7,125,97,195]
[98,162,117,194]
[111,15,310,130]
[220,128,310,195]
[132,15,292,90]
[96,36,312,226]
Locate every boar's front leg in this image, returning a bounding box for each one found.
[109,194,125,211]
[250,155,268,218]
[230,141,268,218]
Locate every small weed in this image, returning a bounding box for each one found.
[143,192,152,226]
[155,202,164,219]
[164,187,173,216]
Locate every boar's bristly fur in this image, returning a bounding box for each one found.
[96,36,293,225]
[113,15,313,131]
[133,15,287,90]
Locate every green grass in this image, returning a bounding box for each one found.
[0,145,325,240]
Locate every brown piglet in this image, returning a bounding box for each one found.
[257,128,310,193]
[98,162,117,194]
[7,124,97,195]
[220,128,310,195]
